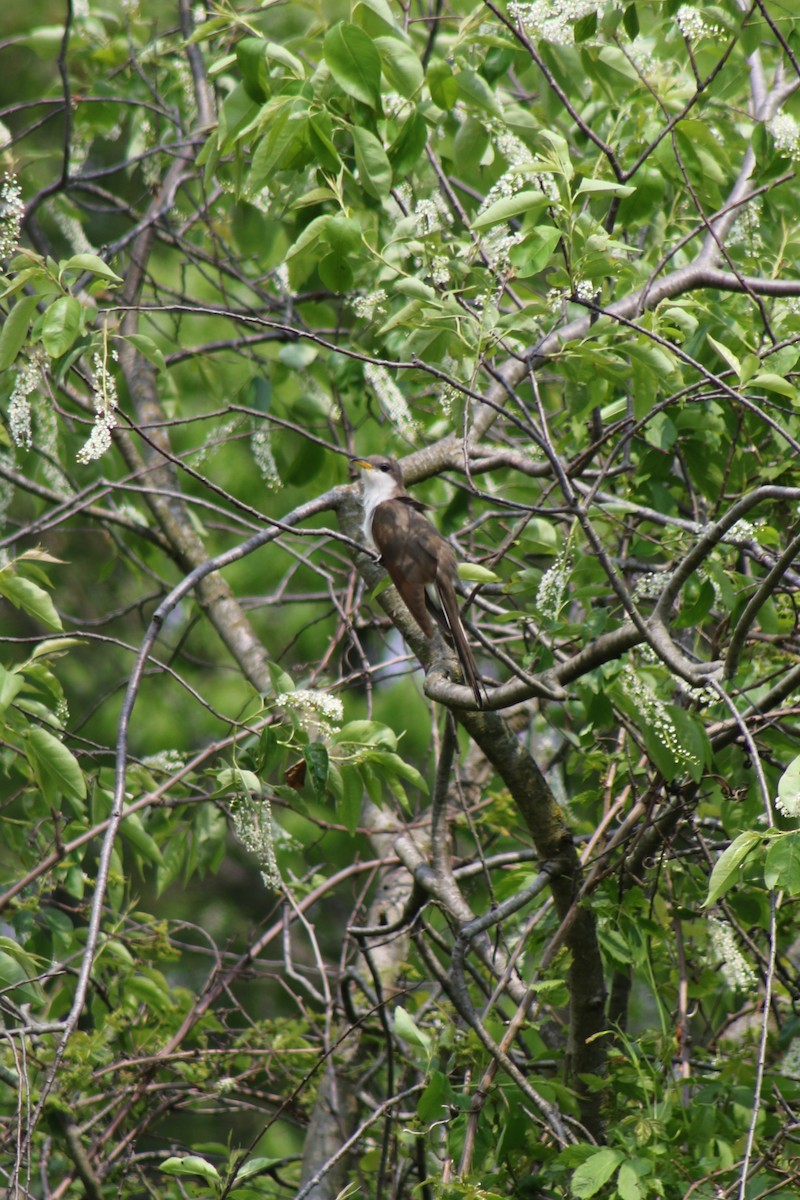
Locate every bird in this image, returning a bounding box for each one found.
[354,455,483,708]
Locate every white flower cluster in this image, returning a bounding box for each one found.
[7,356,44,450]
[54,208,96,256]
[275,689,344,738]
[251,425,282,490]
[775,776,800,819]
[768,112,800,161]
[676,5,721,40]
[230,788,281,890]
[621,665,700,770]
[351,289,387,320]
[708,915,758,991]
[633,571,665,602]
[546,278,595,312]
[573,279,597,302]
[536,545,572,619]
[479,130,558,215]
[76,349,119,464]
[724,518,757,544]
[142,748,186,773]
[508,0,602,46]
[0,173,23,260]
[430,255,450,286]
[779,1037,800,1077]
[482,227,525,274]
[726,200,764,255]
[364,362,420,439]
[413,194,453,236]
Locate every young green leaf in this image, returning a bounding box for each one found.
[704,830,763,907]
[324,23,382,109]
[0,571,62,630]
[40,295,84,357]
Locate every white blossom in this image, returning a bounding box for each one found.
[430,255,450,286]
[633,572,665,602]
[508,0,603,47]
[621,665,700,771]
[276,689,344,739]
[350,289,387,320]
[768,112,800,161]
[251,425,282,490]
[76,349,119,464]
[413,194,452,236]
[708,916,758,991]
[536,545,571,619]
[230,787,282,890]
[364,362,420,439]
[676,5,721,40]
[0,173,23,260]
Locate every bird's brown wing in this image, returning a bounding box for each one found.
[371,499,438,636]
[372,500,483,707]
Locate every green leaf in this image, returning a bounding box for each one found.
[0,947,43,1007]
[457,563,500,584]
[750,372,797,400]
[232,1158,283,1187]
[454,69,501,116]
[519,517,559,554]
[617,1160,643,1200]
[160,1156,221,1185]
[394,277,437,301]
[0,663,24,720]
[704,831,763,907]
[24,725,87,806]
[324,22,382,110]
[236,37,270,102]
[40,295,84,358]
[571,1148,623,1198]
[387,110,428,177]
[369,749,428,793]
[304,742,329,800]
[427,60,457,110]
[60,253,123,284]
[0,570,62,629]
[508,225,561,275]
[574,10,597,41]
[777,754,800,820]
[263,40,304,79]
[120,812,164,866]
[335,720,397,748]
[122,333,166,373]
[338,764,364,835]
[307,116,340,173]
[394,1005,431,1053]
[575,178,635,197]
[623,4,640,39]
[417,1070,449,1123]
[352,126,392,199]
[374,36,424,98]
[707,333,741,377]
[472,190,550,229]
[0,293,40,369]
[764,832,800,893]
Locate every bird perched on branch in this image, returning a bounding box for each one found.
[355,455,483,708]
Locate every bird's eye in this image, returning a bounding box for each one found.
[379,463,391,472]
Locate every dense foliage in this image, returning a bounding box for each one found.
[2,0,800,1196]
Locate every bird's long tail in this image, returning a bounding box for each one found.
[435,582,483,708]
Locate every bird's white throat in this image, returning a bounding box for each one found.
[359,467,402,545]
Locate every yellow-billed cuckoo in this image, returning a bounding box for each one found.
[355,455,483,708]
